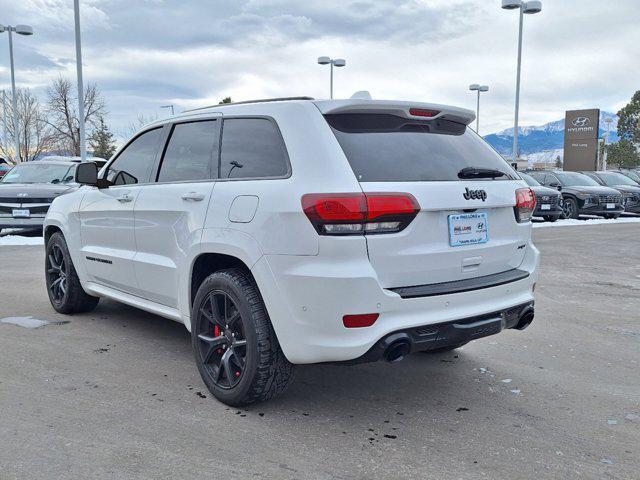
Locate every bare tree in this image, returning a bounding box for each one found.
[121,113,159,141]
[45,77,106,156]
[0,89,56,163]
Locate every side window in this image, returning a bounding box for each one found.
[157,120,218,183]
[546,174,559,186]
[220,118,289,179]
[107,128,162,185]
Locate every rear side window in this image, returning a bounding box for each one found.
[107,128,162,185]
[220,118,289,179]
[157,120,218,182]
[325,114,517,182]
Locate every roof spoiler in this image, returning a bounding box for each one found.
[315,99,475,126]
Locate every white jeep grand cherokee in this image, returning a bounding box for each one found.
[44,98,539,406]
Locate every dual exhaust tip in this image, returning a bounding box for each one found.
[380,306,535,363]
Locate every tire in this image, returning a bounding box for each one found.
[45,232,100,314]
[420,342,468,353]
[191,268,294,406]
[563,197,579,219]
[543,215,559,222]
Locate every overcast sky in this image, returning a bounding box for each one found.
[1,0,638,138]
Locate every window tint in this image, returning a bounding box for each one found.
[220,118,288,179]
[107,128,162,185]
[554,171,600,187]
[519,172,539,187]
[325,114,517,182]
[157,121,218,182]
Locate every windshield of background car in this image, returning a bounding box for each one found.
[325,113,517,182]
[519,172,540,187]
[597,172,639,187]
[622,170,640,183]
[0,163,75,184]
[554,171,600,187]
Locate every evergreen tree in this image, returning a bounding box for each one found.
[612,91,640,167]
[89,117,117,159]
[219,97,232,104]
[617,90,640,145]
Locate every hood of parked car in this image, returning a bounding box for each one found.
[531,185,561,197]
[561,185,621,196]
[608,185,640,195]
[0,183,76,201]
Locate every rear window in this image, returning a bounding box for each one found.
[325,113,517,182]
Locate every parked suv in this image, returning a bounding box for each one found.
[528,170,623,219]
[581,171,640,214]
[44,98,539,405]
[0,160,82,234]
[519,172,563,222]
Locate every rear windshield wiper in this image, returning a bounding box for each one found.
[458,167,506,179]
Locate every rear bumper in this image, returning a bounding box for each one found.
[350,301,534,364]
[253,242,539,364]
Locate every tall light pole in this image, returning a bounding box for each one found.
[469,84,489,134]
[73,0,87,161]
[317,56,346,99]
[603,116,613,171]
[0,24,34,163]
[502,0,542,161]
[1,90,8,157]
[161,105,175,116]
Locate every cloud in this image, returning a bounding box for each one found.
[0,0,638,136]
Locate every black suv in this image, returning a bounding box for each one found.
[519,172,563,222]
[581,171,640,214]
[528,170,623,219]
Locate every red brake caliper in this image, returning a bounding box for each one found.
[214,325,223,355]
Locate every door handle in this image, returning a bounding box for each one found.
[117,193,133,203]
[181,192,205,202]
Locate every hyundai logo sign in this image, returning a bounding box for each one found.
[571,117,591,127]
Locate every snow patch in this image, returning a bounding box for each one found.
[1,316,50,329]
[532,217,640,229]
[0,235,44,246]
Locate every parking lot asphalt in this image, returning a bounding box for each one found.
[0,224,638,480]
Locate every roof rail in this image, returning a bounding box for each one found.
[185,96,315,113]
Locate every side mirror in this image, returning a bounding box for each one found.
[75,162,98,186]
[548,182,561,191]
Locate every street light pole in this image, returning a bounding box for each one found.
[8,29,20,162]
[603,117,613,171]
[469,84,489,134]
[317,57,346,99]
[74,0,87,161]
[161,105,175,116]
[1,24,33,163]
[502,0,542,161]
[1,90,8,157]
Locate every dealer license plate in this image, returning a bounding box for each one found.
[12,209,30,218]
[541,204,551,210]
[448,213,488,247]
[606,203,615,209]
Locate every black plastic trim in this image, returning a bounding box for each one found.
[389,268,530,299]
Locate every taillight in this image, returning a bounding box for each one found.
[301,192,420,235]
[514,187,536,223]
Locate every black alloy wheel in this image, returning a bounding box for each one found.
[195,291,248,389]
[46,243,68,305]
[563,197,579,219]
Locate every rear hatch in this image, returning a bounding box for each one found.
[320,102,529,289]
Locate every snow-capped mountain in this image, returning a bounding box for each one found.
[484,111,619,156]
